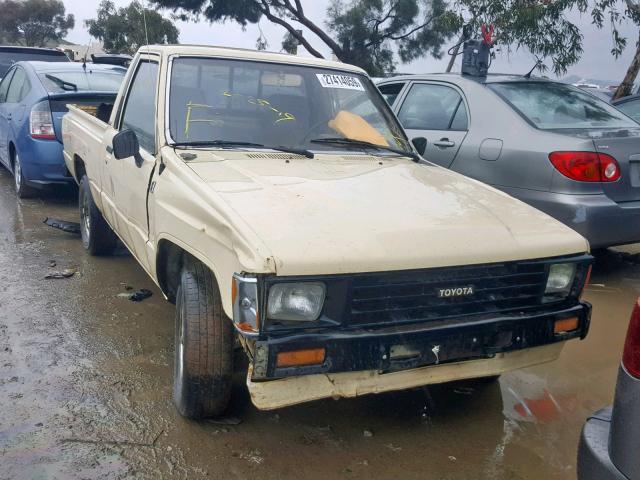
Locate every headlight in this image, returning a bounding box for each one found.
[267,282,325,321]
[545,263,576,298]
[232,274,259,334]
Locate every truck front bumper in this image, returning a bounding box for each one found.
[250,302,590,384]
[248,342,565,410]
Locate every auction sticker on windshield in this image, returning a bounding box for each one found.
[316,73,365,91]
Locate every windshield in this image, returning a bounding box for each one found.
[488,81,638,130]
[38,68,126,93]
[168,57,411,154]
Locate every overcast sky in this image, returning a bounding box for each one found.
[64,0,638,83]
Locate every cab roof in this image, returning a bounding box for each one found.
[137,44,367,75]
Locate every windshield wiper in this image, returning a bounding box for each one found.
[45,74,77,92]
[171,141,314,158]
[310,137,419,162]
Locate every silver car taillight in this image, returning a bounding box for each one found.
[30,101,56,140]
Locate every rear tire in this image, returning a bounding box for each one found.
[173,258,234,419]
[79,175,117,255]
[13,152,36,199]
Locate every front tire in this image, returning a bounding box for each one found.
[79,175,117,255]
[13,152,36,199]
[173,258,234,419]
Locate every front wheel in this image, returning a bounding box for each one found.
[13,153,36,199]
[173,258,234,419]
[79,175,117,255]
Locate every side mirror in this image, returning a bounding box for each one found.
[411,137,427,156]
[112,129,140,160]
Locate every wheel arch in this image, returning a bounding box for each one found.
[156,237,227,308]
[73,154,86,183]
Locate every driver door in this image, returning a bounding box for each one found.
[105,57,160,271]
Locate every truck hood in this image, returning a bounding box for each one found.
[184,151,588,275]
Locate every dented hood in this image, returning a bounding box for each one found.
[185,152,588,276]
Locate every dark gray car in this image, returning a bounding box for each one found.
[377,74,640,248]
[577,297,640,479]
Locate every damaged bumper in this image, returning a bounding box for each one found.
[250,303,590,381]
[247,342,566,410]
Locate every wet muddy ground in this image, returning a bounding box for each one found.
[0,167,639,480]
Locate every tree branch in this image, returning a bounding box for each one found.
[388,15,440,41]
[257,0,324,58]
[280,0,345,59]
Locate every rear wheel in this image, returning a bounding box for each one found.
[173,258,234,419]
[79,174,117,255]
[13,153,36,199]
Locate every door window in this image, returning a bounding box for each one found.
[615,98,640,124]
[450,100,469,130]
[0,69,15,103]
[398,83,467,131]
[378,83,405,106]
[120,60,159,153]
[5,68,29,103]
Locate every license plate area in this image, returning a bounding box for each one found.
[384,329,516,373]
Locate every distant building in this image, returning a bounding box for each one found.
[56,41,105,61]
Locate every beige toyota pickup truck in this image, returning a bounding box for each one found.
[62,45,593,419]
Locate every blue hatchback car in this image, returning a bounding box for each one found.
[0,61,126,197]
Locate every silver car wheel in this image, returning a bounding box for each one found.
[80,190,91,243]
[176,301,185,387]
[14,154,21,192]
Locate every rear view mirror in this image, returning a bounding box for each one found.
[411,137,427,156]
[112,129,140,160]
[261,72,303,87]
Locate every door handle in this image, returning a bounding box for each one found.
[433,138,455,148]
[106,145,113,154]
[7,113,12,121]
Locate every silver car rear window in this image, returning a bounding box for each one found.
[488,81,637,130]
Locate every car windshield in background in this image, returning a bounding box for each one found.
[168,57,411,154]
[38,69,125,93]
[614,99,640,124]
[0,51,68,78]
[488,81,638,130]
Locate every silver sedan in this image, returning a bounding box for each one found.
[378,74,640,249]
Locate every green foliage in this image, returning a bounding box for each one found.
[281,31,299,54]
[0,0,74,47]
[327,0,461,75]
[450,0,640,76]
[151,0,460,75]
[86,0,179,55]
[146,0,640,77]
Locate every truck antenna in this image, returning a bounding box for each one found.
[142,3,150,52]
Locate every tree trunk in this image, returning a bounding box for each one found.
[613,31,640,101]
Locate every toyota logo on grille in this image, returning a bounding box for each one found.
[437,286,475,298]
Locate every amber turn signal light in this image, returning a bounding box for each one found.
[276,348,326,368]
[554,316,579,334]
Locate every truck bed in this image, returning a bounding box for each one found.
[61,103,112,185]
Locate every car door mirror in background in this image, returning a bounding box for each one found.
[112,129,140,160]
[411,137,427,155]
